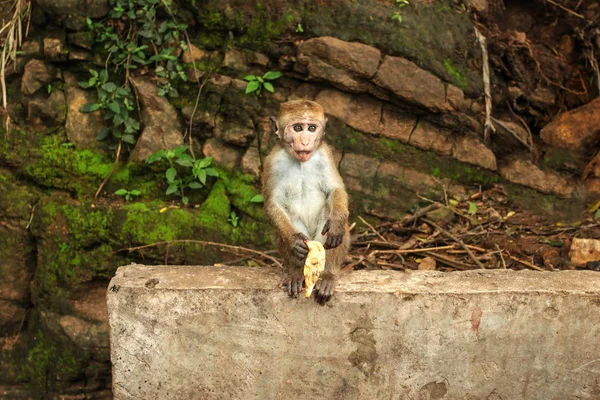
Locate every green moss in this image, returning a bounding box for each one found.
[443,59,468,90]
[15,329,80,394]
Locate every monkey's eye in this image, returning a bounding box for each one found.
[308,124,317,132]
[293,124,303,132]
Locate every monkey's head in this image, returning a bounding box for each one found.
[275,99,327,162]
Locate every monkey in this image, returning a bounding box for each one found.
[261,99,350,304]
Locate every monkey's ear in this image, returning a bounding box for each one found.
[270,116,281,139]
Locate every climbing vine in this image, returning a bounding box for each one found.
[79,0,189,145]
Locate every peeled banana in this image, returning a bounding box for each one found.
[304,240,326,298]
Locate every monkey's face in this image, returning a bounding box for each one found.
[282,119,325,162]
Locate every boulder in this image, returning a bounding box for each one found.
[569,238,600,266]
[202,138,241,169]
[21,59,59,96]
[409,122,454,156]
[297,36,381,79]
[315,90,381,135]
[379,106,417,143]
[582,152,600,197]
[43,35,69,62]
[64,73,107,148]
[499,158,574,198]
[67,32,94,50]
[373,55,462,112]
[540,97,600,150]
[453,136,497,171]
[129,77,184,162]
[27,90,67,127]
[241,147,261,177]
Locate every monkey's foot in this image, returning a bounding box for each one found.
[313,273,336,305]
[284,273,305,298]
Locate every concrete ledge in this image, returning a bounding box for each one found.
[107,265,600,399]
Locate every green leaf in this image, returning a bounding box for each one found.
[197,157,212,168]
[250,194,264,203]
[130,190,142,196]
[108,102,120,114]
[96,127,110,141]
[204,168,219,177]
[122,134,136,144]
[245,80,260,94]
[243,75,257,81]
[80,103,101,113]
[176,158,194,167]
[102,82,117,92]
[182,196,189,205]
[467,201,478,215]
[115,189,128,196]
[595,209,600,220]
[188,181,202,189]
[146,150,166,164]
[166,167,177,182]
[263,82,274,93]
[263,71,283,80]
[166,184,179,195]
[197,169,207,185]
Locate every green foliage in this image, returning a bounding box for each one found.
[146,145,218,204]
[392,0,410,23]
[228,211,239,227]
[80,0,188,145]
[243,71,283,96]
[115,188,142,201]
[250,194,264,203]
[595,209,600,220]
[296,23,304,33]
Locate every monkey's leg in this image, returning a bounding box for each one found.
[314,227,350,304]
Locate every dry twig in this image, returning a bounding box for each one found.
[358,215,387,242]
[422,218,486,269]
[117,239,283,269]
[94,141,122,199]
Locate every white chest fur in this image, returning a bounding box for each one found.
[271,148,336,239]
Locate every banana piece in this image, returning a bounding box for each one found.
[304,240,326,298]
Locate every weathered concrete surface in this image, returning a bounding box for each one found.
[108,265,600,400]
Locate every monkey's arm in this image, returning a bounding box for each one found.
[321,145,349,249]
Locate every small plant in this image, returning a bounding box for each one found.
[296,23,304,33]
[146,145,218,205]
[115,188,142,201]
[228,211,239,227]
[244,71,283,96]
[250,194,264,203]
[392,0,410,23]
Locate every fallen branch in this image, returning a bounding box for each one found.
[422,218,486,269]
[508,254,545,272]
[116,239,283,269]
[544,0,585,19]
[358,215,387,242]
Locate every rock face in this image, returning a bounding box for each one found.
[453,136,497,171]
[27,90,67,128]
[540,97,600,150]
[583,152,600,197]
[202,138,241,169]
[129,78,184,162]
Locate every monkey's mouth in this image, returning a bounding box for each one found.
[295,150,313,161]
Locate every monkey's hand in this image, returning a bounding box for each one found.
[321,219,345,249]
[291,232,309,260]
[313,272,336,305]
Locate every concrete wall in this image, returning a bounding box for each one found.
[107,265,600,399]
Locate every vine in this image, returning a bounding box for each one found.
[79,0,189,146]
